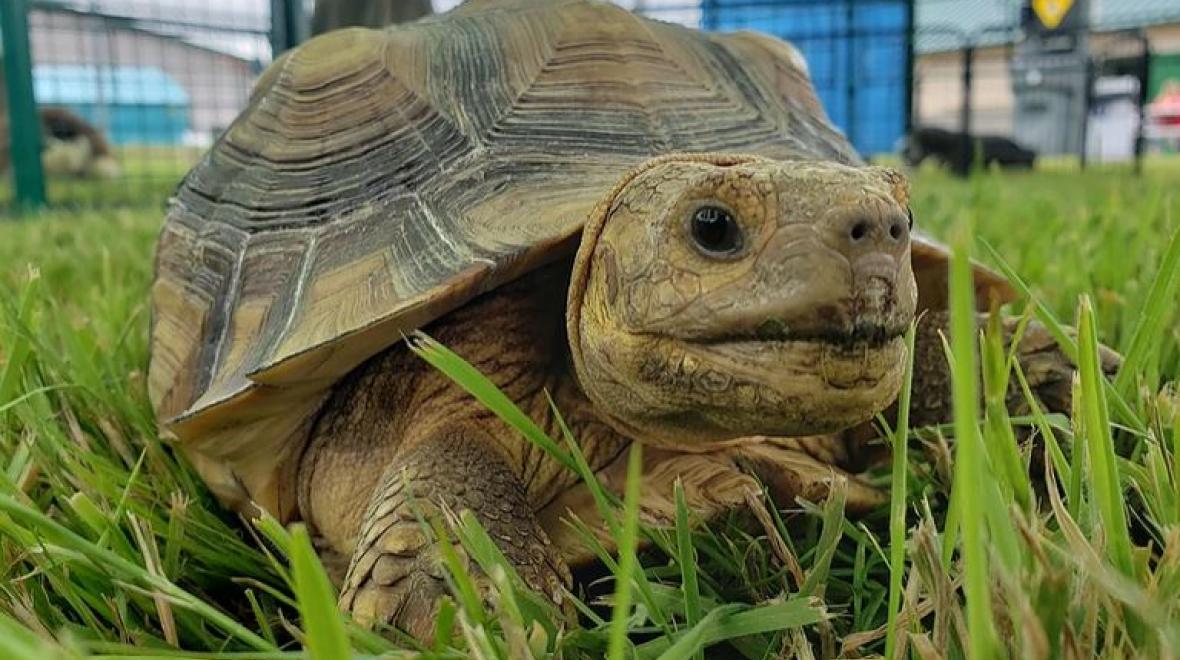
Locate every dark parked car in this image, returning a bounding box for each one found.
[899,126,1037,175]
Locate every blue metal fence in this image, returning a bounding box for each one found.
[693,0,913,156]
[3,0,915,211]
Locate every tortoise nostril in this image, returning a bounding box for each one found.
[849,221,870,243]
[889,220,905,241]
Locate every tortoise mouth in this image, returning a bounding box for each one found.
[700,321,906,350]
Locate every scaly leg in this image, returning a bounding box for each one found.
[908,310,1121,429]
[338,425,570,641]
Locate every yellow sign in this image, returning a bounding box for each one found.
[1032,0,1074,30]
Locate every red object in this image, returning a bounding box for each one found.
[1149,82,1180,127]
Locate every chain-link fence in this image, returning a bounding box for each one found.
[643,0,914,157]
[9,0,1154,214]
[1,0,294,211]
[909,24,1024,174]
[2,0,921,214]
[909,22,1151,175]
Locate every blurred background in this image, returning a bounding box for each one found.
[1,0,1178,214]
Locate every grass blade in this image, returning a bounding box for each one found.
[290,525,351,660]
[885,321,917,659]
[0,494,273,651]
[799,478,846,598]
[1076,296,1134,577]
[673,480,703,660]
[0,611,73,660]
[948,220,997,658]
[639,598,826,658]
[980,240,1143,434]
[981,313,1032,514]
[607,443,644,660]
[429,515,487,633]
[409,332,576,473]
[1113,227,1180,397]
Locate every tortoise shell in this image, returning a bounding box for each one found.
[148,0,1011,517]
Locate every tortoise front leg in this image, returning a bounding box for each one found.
[339,425,570,641]
[728,437,886,514]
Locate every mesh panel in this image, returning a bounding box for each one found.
[1,0,920,211]
[3,0,272,209]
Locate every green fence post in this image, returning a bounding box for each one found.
[270,0,306,56]
[1,0,46,210]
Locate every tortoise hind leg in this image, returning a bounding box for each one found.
[908,311,1121,429]
[339,424,570,641]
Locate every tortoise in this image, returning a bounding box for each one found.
[149,0,1089,640]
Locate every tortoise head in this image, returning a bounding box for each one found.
[567,154,917,448]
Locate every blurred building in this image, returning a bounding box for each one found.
[914,0,1180,138]
[33,65,189,144]
[26,1,262,144]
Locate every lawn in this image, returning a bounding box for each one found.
[0,146,200,209]
[1,161,1178,658]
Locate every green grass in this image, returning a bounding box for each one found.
[0,146,199,210]
[1,161,1179,658]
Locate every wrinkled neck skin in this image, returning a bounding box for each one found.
[565,154,916,451]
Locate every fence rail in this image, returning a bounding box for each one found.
[2,0,1153,214]
[2,0,284,210]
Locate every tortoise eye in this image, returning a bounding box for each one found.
[690,205,743,256]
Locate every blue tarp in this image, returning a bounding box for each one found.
[33,66,190,145]
[702,0,911,156]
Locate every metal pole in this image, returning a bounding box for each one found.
[903,0,915,135]
[1134,33,1149,176]
[960,44,974,175]
[270,0,287,55]
[270,0,305,56]
[1079,56,1092,170]
[844,0,857,150]
[702,0,718,32]
[1,0,46,210]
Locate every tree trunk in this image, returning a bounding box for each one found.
[311,0,433,35]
